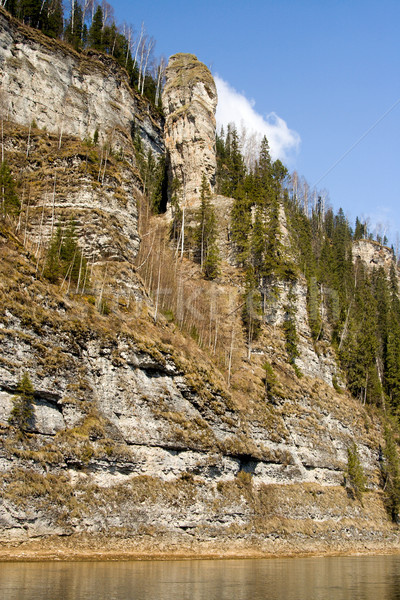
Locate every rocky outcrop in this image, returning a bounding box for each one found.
[162,53,217,206]
[353,239,395,272]
[0,8,163,156]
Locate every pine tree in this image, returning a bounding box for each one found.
[194,175,219,279]
[43,224,62,283]
[18,0,43,28]
[382,428,400,521]
[230,182,251,267]
[4,0,18,16]
[242,265,262,345]
[0,161,20,218]
[64,1,83,50]
[9,372,34,431]
[88,6,104,51]
[354,217,365,240]
[346,442,366,502]
[251,205,265,280]
[42,0,64,39]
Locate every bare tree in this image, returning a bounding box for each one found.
[101,0,114,30]
[133,22,145,72]
[140,37,154,95]
[291,171,299,208]
[81,0,95,39]
[154,56,166,106]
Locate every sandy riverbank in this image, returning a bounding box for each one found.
[1,538,400,562]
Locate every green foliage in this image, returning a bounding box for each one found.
[194,175,219,279]
[150,155,168,213]
[230,183,251,266]
[216,117,400,411]
[133,135,167,212]
[169,178,183,243]
[215,124,245,198]
[43,220,89,289]
[263,361,277,398]
[346,442,366,502]
[88,6,104,51]
[241,266,262,344]
[282,287,299,365]
[382,428,400,521]
[0,161,20,218]
[9,373,34,431]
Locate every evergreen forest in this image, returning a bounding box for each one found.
[216,124,400,417]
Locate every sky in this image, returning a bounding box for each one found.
[111,0,400,243]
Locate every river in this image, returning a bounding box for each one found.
[1,555,400,599]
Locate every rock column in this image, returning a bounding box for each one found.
[162,53,217,207]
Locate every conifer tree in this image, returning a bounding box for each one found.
[42,0,64,39]
[251,205,265,279]
[194,175,219,279]
[4,0,18,16]
[65,1,83,50]
[44,219,88,287]
[43,224,62,283]
[230,182,251,267]
[242,265,262,346]
[60,219,85,283]
[0,161,20,217]
[346,442,366,502]
[382,428,400,521]
[18,0,42,27]
[88,6,104,51]
[9,372,34,431]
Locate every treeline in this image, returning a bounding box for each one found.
[1,0,165,107]
[217,123,400,414]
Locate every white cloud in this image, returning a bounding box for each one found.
[214,75,301,166]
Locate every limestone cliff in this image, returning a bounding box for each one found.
[0,8,163,156]
[0,13,399,560]
[353,239,395,272]
[0,223,397,556]
[162,53,217,206]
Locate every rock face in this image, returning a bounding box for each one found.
[0,234,395,553]
[162,53,217,206]
[0,9,163,156]
[0,13,399,558]
[353,239,395,272]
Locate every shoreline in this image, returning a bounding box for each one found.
[1,545,400,563]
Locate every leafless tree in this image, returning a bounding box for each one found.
[81,0,95,39]
[133,22,145,72]
[154,56,166,106]
[101,0,114,30]
[140,37,154,95]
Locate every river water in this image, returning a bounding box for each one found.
[1,555,400,600]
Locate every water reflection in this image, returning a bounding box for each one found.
[1,555,400,600]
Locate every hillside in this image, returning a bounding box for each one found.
[0,9,400,559]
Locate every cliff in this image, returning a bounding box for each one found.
[0,220,397,557]
[0,15,399,560]
[0,8,163,156]
[162,53,217,206]
[353,239,395,272]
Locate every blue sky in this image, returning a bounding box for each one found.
[111,0,400,244]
